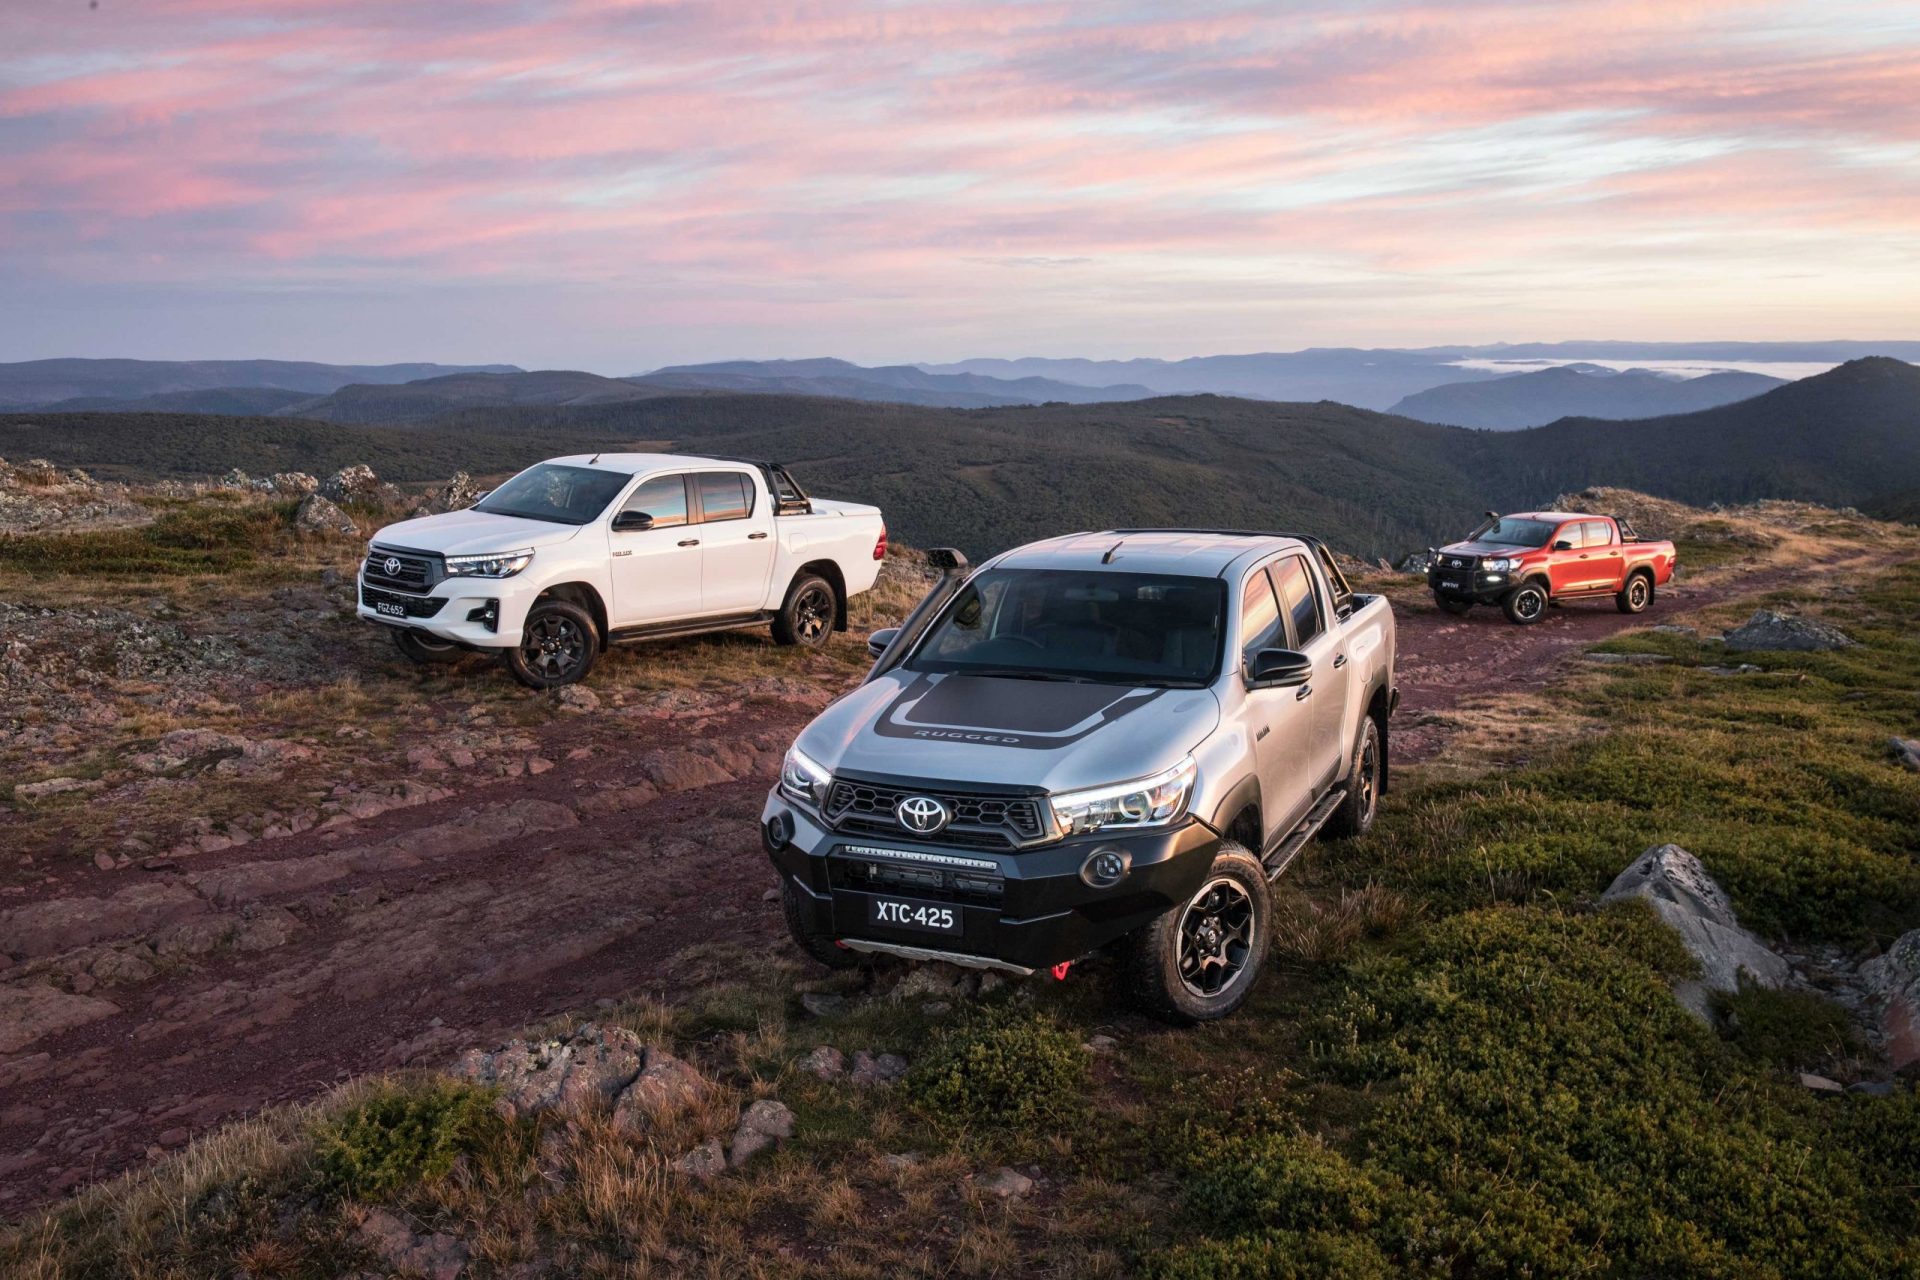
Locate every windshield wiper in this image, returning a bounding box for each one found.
[956,667,1097,683]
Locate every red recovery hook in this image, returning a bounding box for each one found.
[1050,961,1072,981]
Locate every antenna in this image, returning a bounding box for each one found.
[588,452,602,465]
[1101,538,1125,564]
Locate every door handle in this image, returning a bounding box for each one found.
[748,531,768,540]
[1256,726,1270,741]
[1295,684,1313,700]
[1332,654,1347,669]
[678,538,700,547]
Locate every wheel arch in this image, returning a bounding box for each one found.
[792,559,850,631]
[1365,681,1392,796]
[1207,773,1264,853]
[534,581,610,648]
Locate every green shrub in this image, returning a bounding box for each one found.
[311,1081,498,1198]
[1151,1230,1395,1280]
[906,1007,1089,1130]
[1714,983,1864,1072]
[0,501,298,577]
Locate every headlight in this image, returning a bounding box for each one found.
[1487,557,1518,572]
[444,549,534,578]
[1049,756,1197,836]
[780,744,832,808]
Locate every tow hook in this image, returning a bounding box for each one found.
[1050,961,1072,981]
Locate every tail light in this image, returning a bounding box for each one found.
[873,526,888,561]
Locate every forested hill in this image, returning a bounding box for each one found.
[4,358,1915,560]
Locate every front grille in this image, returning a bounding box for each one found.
[826,780,1048,849]
[833,857,1004,906]
[364,545,442,592]
[360,584,446,619]
[1434,553,1478,573]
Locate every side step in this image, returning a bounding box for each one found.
[1263,788,1345,882]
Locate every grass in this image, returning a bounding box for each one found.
[0,496,307,579]
[4,509,1918,1276]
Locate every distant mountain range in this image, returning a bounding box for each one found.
[0,358,523,411]
[633,358,1156,408]
[11,357,1916,559]
[1389,365,1787,430]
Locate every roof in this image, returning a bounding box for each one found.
[543,452,758,474]
[992,529,1306,577]
[1508,511,1605,523]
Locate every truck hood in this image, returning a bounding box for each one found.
[369,509,585,555]
[1436,539,1535,558]
[796,670,1221,794]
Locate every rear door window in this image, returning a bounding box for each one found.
[1580,520,1613,547]
[694,472,753,522]
[1271,556,1323,646]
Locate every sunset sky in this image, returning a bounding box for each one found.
[3,0,1918,371]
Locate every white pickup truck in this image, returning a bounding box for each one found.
[357,453,886,687]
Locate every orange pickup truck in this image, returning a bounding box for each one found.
[1426,510,1677,625]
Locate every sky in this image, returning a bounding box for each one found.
[2,0,1918,372]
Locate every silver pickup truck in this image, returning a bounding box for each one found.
[761,529,1397,1022]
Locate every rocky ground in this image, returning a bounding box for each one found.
[1,462,1916,1219]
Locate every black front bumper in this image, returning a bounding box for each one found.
[1427,564,1517,604]
[762,789,1220,971]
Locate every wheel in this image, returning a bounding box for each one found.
[1434,595,1472,616]
[1616,572,1653,614]
[1324,716,1383,840]
[1126,843,1272,1024]
[390,628,463,666]
[1502,581,1549,626]
[781,880,862,970]
[502,599,598,688]
[772,575,838,648]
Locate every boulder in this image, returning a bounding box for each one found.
[1722,610,1855,653]
[848,1050,908,1086]
[270,471,319,495]
[610,1048,708,1131]
[673,1138,727,1179]
[0,983,122,1053]
[1600,843,1790,1020]
[1861,929,1920,1071]
[1396,552,1431,574]
[426,471,482,514]
[800,1046,846,1079]
[448,1023,646,1120]
[1890,738,1920,773]
[728,1098,795,1168]
[321,463,381,502]
[979,1167,1034,1199]
[294,493,359,537]
[355,1208,469,1280]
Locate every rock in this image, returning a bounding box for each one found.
[674,1138,727,1179]
[427,471,482,513]
[883,1152,922,1171]
[0,983,122,1053]
[1890,739,1920,773]
[552,685,600,713]
[218,467,252,490]
[1396,552,1431,574]
[1848,1080,1898,1098]
[800,1046,846,1079]
[610,1049,708,1131]
[14,776,102,801]
[1085,1034,1120,1055]
[448,1023,646,1120]
[293,493,359,537]
[1698,664,1763,675]
[1651,624,1698,636]
[1600,843,1791,1020]
[848,1050,907,1086]
[1582,652,1673,665]
[1861,929,1920,1071]
[1798,1073,1845,1095]
[355,1208,469,1280]
[1722,609,1854,653]
[269,471,319,495]
[892,963,971,1003]
[979,1167,1034,1199]
[800,992,849,1018]
[728,1099,795,1168]
[320,463,386,503]
[0,881,207,959]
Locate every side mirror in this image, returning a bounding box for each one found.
[1552,539,1574,551]
[470,489,491,504]
[866,627,900,660]
[1246,647,1312,688]
[611,510,654,533]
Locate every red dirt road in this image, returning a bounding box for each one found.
[0,566,1797,1212]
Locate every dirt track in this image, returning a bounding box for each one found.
[0,565,1802,1212]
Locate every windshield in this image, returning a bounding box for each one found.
[1474,516,1558,548]
[474,464,631,526]
[905,568,1226,687]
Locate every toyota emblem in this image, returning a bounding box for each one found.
[383,556,402,576]
[895,795,951,834]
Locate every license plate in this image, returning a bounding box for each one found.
[867,896,961,936]
[1439,579,1462,590]
[375,601,407,617]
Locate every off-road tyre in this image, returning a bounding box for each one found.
[1324,716,1383,840]
[391,628,464,666]
[1502,580,1549,626]
[1126,843,1271,1024]
[772,574,838,649]
[502,599,599,689]
[1616,571,1654,614]
[1434,595,1472,616]
[781,880,862,970]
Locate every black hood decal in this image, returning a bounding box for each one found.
[872,673,1165,750]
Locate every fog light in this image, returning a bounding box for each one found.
[1080,846,1130,889]
[466,599,500,632]
[765,812,793,851]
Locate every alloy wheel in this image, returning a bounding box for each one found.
[795,584,832,643]
[522,614,585,680]
[1177,877,1256,998]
